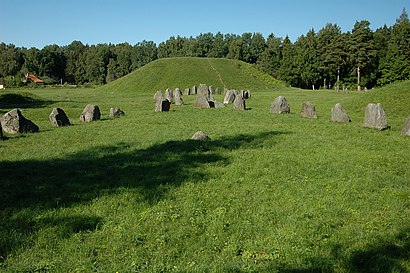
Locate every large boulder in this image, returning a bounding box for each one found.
[300,102,317,118]
[1,108,39,133]
[233,93,246,110]
[173,88,183,105]
[191,131,210,141]
[331,103,351,123]
[109,107,125,118]
[401,115,410,136]
[49,107,71,126]
[80,104,101,122]
[270,96,290,114]
[363,103,389,130]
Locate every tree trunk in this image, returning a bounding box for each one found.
[357,66,361,91]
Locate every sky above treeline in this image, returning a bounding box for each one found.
[1,0,409,48]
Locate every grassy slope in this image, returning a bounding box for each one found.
[0,58,409,272]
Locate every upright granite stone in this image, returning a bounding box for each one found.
[154,90,163,101]
[173,88,183,105]
[301,102,317,118]
[401,115,410,136]
[198,84,209,98]
[49,107,71,126]
[155,97,171,112]
[194,95,211,108]
[80,104,101,122]
[223,90,236,104]
[331,103,351,122]
[241,90,251,99]
[192,85,197,95]
[233,93,246,110]
[165,88,173,102]
[209,85,215,94]
[109,107,125,118]
[184,88,190,96]
[191,131,210,141]
[270,96,290,114]
[215,87,221,95]
[363,103,389,130]
[1,108,39,133]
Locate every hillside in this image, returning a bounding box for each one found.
[99,57,285,94]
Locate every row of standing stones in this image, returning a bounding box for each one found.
[0,105,125,138]
[154,84,251,112]
[270,95,410,134]
[155,87,410,138]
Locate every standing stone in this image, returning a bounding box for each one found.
[49,107,71,126]
[155,97,171,112]
[198,84,209,97]
[154,90,163,101]
[363,103,389,130]
[80,104,101,122]
[300,102,317,118]
[165,88,173,102]
[173,88,183,106]
[1,108,39,133]
[215,87,221,95]
[241,90,251,99]
[331,103,351,123]
[191,131,210,141]
[192,85,197,95]
[270,96,290,114]
[109,107,125,118]
[223,90,236,104]
[184,88,190,96]
[194,95,211,109]
[209,85,215,94]
[401,115,410,136]
[233,94,246,111]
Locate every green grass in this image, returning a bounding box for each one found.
[0,58,409,272]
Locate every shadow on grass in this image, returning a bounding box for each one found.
[0,92,54,111]
[0,131,285,260]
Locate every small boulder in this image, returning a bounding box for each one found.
[401,115,410,136]
[1,108,39,133]
[300,102,317,118]
[184,88,190,96]
[191,131,210,141]
[109,107,125,118]
[363,103,389,130]
[270,96,290,114]
[331,103,351,123]
[49,107,71,126]
[80,104,101,122]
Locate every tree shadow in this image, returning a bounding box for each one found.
[0,93,54,112]
[0,131,285,261]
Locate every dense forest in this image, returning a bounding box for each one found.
[1,9,409,90]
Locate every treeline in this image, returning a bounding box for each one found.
[1,9,409,89]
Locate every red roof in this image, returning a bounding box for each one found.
[25,73,44,83]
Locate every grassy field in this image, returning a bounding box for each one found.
[0,58,409,272]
